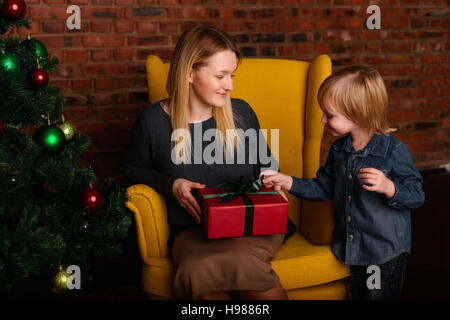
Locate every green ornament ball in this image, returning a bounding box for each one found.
[32,125,66,154]
[23,38,48,60]
[34,40,48,60]
[0,52,20,80]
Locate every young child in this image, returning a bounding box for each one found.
[262,65,425,300]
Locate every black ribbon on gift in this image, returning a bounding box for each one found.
[202,176,279,236]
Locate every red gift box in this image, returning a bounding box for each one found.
[197,186,288,239]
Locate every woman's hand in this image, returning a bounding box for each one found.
[358,168,396,199]
[172,178,205,224]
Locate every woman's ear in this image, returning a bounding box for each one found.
[188,69,195,84]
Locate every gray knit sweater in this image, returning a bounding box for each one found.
[125,98,278,250]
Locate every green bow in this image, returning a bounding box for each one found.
[218,176,265,202]
[201,176,278,202]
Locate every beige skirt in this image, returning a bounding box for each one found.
[171,226,284,299]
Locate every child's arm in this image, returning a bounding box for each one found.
[359,143,425,210]
[387,143,425,210]
[262,150,335,202]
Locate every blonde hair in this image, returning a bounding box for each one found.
[317,65,396,134]
[166,24,242,164]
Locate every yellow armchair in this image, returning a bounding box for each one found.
[126,55,350,300]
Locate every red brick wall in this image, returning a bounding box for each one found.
[11,0,449,184]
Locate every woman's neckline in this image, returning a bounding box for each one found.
[158,100,214,124]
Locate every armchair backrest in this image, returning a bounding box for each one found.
[145,55,334,245]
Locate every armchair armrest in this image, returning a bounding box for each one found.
[301,54,335,245]
[126,184,170,259]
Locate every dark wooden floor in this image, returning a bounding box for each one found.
[4,168,449,300]
[403,168,450,299]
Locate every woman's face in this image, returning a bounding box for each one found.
[189,49,237,108]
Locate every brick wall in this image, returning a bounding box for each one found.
[11,0,449,184]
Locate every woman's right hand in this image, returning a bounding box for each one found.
[172,178,206,224]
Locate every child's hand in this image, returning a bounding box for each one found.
[260,170,293,192]
[358,168,396,199]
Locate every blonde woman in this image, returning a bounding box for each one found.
[262,66,425,299]
[125,25,288,300]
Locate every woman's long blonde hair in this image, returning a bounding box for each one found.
[166,24,242,164]
[318,65,396,134]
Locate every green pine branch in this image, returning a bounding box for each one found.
[0,17,31,34]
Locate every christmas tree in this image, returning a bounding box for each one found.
[0,1,131,295]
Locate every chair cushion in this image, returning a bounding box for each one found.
[272,233,350,290]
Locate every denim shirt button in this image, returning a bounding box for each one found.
[392,202,398,206]
[349,234,354,240]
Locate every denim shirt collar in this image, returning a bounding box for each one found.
[333,133,390,158]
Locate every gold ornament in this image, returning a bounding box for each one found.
[57,115,76,141]
[50,265,70,294]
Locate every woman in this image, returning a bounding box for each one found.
[125,25,288,300]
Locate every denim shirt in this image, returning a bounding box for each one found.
[289,133,425,266]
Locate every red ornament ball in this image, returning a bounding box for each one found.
[30,68,49,87]
[81,185,105,212]
[2,0,27,21]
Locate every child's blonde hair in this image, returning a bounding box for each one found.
[318,65,396,134]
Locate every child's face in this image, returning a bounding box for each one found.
[320,103,357,137]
